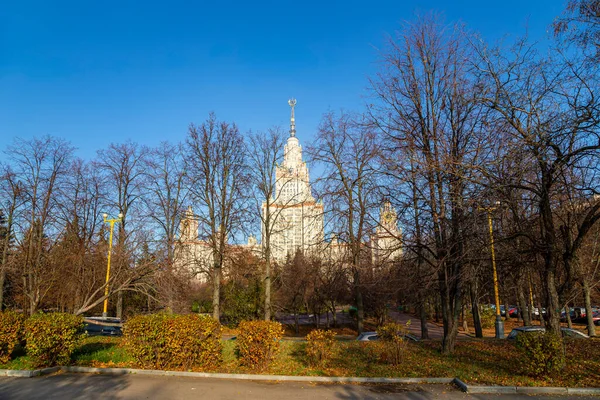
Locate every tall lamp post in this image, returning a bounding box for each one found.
[480,202,504,339]
[102,213,122,318]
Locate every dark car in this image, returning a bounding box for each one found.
[84,318,123,337]
[507,326,589,340]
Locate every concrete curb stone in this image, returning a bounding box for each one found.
[61,366,453,384]
[2,365,600,395]
[0,366,60,378]
[516,386,567,395]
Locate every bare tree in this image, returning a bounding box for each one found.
[247,127,298,320]
[186,113,249,321]
[309,110,380,333]
[369,14,487,352]
[6,136,74,315]
[554,0,600,60]
[95,141,149,318]
[472,36,600,334]
[0,166,24,310]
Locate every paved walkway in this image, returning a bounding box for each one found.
[0,374,595,400]
[390,312,471,340]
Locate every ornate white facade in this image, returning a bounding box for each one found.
[174,100,400,275]
[262,99,324,262]
[174,206,212,283]
[371,201,403,264]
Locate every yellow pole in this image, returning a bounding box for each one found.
[487,211,501,320]
[480,205,504,338]
[103,214,121,318]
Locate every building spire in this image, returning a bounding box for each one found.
[288,98,297,137]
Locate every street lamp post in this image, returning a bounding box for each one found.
[480,203,504,339]
[102,213,122,318]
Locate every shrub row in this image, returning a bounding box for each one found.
[123,313,222,370]
[236,320,284,370]
[0,311,25,364]
[0,311,83,367]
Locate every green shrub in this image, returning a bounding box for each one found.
[123,313,222,370]
[0,311,25,364]
[237,320,284,370]
[25,313,84,367]
[515,331,565,377]
[376,321,411,365]
[479,306,496,329]
[305,329,336,367]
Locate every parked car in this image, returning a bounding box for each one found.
[356,331,420,342]
[84,317,123,337]
[593,311,600,326]
[507,326,589,340]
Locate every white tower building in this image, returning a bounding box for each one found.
[263,99,324,262]
[371,201,403,264]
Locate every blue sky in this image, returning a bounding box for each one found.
[1,0,565,160]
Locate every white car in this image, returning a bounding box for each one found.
[356,331,419,341]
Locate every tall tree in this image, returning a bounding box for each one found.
[473,36,600,334]
[95,141,149,318]
[369,14,487,352]
[0,166,23,310]
[143,142,190,310]
[6,136,73,315]
[309,110,380,333]
[186,113,249,321]
[247,127,296,320]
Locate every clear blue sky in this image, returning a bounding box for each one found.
[1,0,565,160]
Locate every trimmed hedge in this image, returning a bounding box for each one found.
[24,312,84,367]
[516,331,565,377]
[305,329,336,367]
[123,313,222,370]
[237,320,284,370]
[0,311,25,364]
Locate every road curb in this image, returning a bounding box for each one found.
[3,366,600,395]
[60,366,453,384]
[0,366,60,378]
[453,379,600,395]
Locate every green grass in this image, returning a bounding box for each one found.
[2,335,599,387]
[71,336,132,366]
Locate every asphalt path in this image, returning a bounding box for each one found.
[0,374,596,400]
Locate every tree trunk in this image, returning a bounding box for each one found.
[517,282,531,326]
[565,305,573,329]
[213,264,221,322]
[583,279,596,336]
[332,301,337,327]
[294,313,299,335]
[545,270,561,334]
[461,304,469,334]
[419,301,430,340]
[116,291,123,319]
[470,283,483,338]
[264,253,271,321]
[0,269,5,311]
[354,270,364,333]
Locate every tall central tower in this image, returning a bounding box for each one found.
[263,99,324,262]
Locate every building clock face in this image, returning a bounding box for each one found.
[382,212,393,225]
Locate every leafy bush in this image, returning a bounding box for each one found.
[305,329,336,367]
[479,306,496,329]
[516,331,565,376]
[376,321,411,365]
[0,311,25,364]
[25,312,84,367]
[237,320,284,370]
[123,313,222,370]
